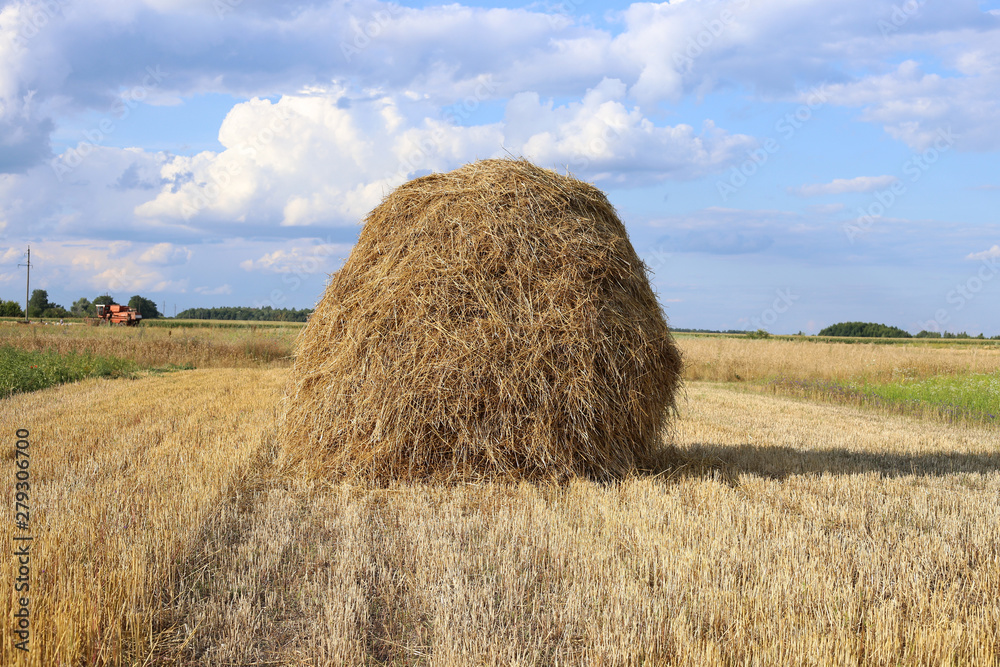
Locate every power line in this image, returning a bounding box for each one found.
[17,246,31,324]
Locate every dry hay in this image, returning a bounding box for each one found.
[281,158,683,482]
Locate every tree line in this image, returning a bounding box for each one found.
[1,293,312,323]
[174,306,312,322]
[0,291,161,320]
[818,321,1000,340]
[818,321,913,338]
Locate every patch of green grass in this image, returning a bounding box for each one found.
[0,345,139,398]
[855,373,1000,421]
[760,372,1000,425]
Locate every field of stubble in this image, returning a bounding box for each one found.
[1,326,998,666]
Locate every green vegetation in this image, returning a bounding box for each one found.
[174,306,312,322]
[28,289,69,319]
[71,297,97,317]
[4,292,165,321]
[0,300,24,317]
[763,371,1000,425]
[856,372,1000,420]
[912,330,996,340]
[127,295,162,319]
[818,321,912,338]
[745,329,772,339]
[0,345,139,398]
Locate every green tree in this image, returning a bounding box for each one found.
[28,289,51,317]
[127,295,160,319]
[818,321,912,338]
[0,300,24,317]
[93,295,115,307]
[174,306,312,322]
[42,306,68,319]
[71,297,95,317]
[746,329,771,339]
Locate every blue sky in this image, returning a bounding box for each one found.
[1,0,999,334]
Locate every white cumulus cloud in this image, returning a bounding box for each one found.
[128,80,754,231]
[139,242,192,265]
[194,284,232,295]
[507,78,756,184]
[966,245,1000,260]
[792,176,900,197]
[239,241,353,274]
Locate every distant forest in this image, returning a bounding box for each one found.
[174,306,312,322]
[818,322,912,338]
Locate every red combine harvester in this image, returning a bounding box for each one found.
[95,303,142,326]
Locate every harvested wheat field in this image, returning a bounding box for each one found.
[283,159,682,483]
[3,343,998,665]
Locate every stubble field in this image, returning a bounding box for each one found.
[1,323,998,665]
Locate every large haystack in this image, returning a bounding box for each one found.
[282,159,683,482]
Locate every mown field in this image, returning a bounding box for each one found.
[1,323,998,665]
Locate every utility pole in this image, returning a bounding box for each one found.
[18,246,31,324]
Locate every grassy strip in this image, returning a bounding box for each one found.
[0,345,139,398]
[858,373,1000,418]
[759,373,999,425]
[141,319,304,329]
[0,324,296,369]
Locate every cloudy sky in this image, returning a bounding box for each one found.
[1,0,999,334]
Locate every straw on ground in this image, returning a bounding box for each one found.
[1,367,997,666]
